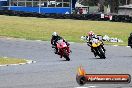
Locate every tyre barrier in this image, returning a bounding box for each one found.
[0,10,132,23]
[111,15,132,23]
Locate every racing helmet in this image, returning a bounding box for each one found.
[52,32,58,36]
[87,31,94,36]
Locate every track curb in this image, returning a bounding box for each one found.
[0,60,36,67]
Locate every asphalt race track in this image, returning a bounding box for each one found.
[0,38,132,88]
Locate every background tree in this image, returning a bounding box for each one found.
[98,0,105,12]
[128,0,132,4]
[77,0,132,13]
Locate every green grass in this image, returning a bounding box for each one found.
[0,15,132,45]
[0,57,27,65]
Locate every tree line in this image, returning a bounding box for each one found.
[78,0,132,13]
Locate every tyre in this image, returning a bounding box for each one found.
[76,75,87,86]
[128,37,131,46]
[98,48,106,59]
[65,55,70,61]
[63,50,70,61]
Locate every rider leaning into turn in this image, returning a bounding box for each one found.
[51,32,70,54]
[86,31,106,57]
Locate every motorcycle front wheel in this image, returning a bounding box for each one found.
[98,48,106,59]
[63,50,70,61]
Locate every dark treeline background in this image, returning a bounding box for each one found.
[78,0,132,13]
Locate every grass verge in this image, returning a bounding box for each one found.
[0,57,27,65]
[0,15,132,45]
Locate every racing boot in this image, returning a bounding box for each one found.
[55,48,58,54]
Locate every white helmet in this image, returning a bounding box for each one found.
[52,32,58,36]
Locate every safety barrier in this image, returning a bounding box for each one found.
[0,10,132,23]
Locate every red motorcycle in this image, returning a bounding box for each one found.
[56,40,70,61]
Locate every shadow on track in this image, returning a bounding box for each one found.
[59,59,71,61]
[89,57,106,60]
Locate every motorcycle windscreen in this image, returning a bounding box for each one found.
[60,42,67,48]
